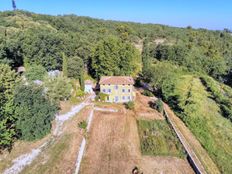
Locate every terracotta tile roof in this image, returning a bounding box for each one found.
[85,80,94,85]
[99,76,134,85]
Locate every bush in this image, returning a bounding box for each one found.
[25,64,47,81]
[142,90,154,97]
[0,64,19,150]
[154,98,163,113]
[76,89,85,97]
[95,92,108,102]
[44,75,72,103]
[125,101,135,110]
[14,84,58,141]
[78,121,87,130]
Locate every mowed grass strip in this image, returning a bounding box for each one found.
[137,119,186,158]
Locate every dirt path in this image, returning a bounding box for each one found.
[21,107,91,174]
[80,104,193,174]
[164,104,220,174]
[2,95,94,174]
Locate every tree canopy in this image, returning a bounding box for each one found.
[0,64,19,149]
[91,36,141,79]
[14,84,57,141]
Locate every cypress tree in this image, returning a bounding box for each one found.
[12,0,17,11]
[62,53,68,77]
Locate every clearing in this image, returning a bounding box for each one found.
[80,93,193,174]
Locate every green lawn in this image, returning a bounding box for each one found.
[137,119,186,158]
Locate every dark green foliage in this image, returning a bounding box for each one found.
[0,33,23,67]
[153,98,164,113]
[91,36,141,79]
[0,64,19,150]
[0,11,231,84]
[43,75,72,104]
[14,84,57,141]
[142,90,154,97]
[95,92,108,102]
[62,53,68,77]
[25,64,47,81]
[78,121,87,130]
[125,101,135,110]
[79,73,84,91]
[137,120,185,158]
[141,29,232,83]
[67,56,83,79]
[143,61,184,90]
[67,56,84,90]
[21,29,64,71]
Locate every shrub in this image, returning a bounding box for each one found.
[76,89,85,97]
[125,101,135,110]
[78,121,87,130]
[95,92,108,102]
[0,64,19,150]
[142,90,154,97]
[154,98,163,113]
[44,75,72,104]
[14,84,58,141]
[25,64,47,81]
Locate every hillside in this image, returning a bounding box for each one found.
[0,10,232,174]
[0,10,232,85]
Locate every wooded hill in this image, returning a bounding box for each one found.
[0,10,232,174]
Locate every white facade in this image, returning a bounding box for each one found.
[84,84,93,93]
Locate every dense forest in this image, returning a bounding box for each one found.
[0,10,232,173]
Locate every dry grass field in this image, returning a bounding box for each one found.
[80,94,194,174]
[21,107,91,174]
[0,93,194,174]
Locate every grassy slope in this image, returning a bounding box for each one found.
[164,75,232,174]
[137,119,185,158]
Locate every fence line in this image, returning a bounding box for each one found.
[163,107,206,174]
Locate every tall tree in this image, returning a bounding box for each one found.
[12,0,17,11]
[67,56,84,90]
[14,84,57,141]
[62,53,68,77]
[0,64,19,150]
[91,36,141,79]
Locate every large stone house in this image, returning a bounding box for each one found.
[99,76,135,103]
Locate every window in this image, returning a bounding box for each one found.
[108,89,111,93]
[107,96,110,101]
[103,89,106,93]
[122,96,125,100]
[115,96,119,102]
[128,89,131,93]
[115,85,118,90]
[122,89,125,93]
[128,96,131,101]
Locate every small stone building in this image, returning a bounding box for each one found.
[84,80,94,93]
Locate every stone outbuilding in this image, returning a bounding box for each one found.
[84,80,94,94]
